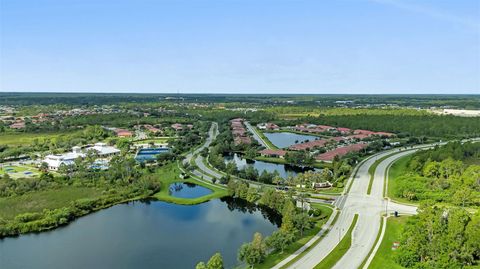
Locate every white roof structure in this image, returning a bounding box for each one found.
[42,143,120,170]
[43,152,85,170]
[87,143,120,156]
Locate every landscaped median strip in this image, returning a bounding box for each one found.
[366,152,399,195]
[313,214,359,269]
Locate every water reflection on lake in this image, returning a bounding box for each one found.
[263,132,319,148]
[0,198,280,269]
[224,153,318,179]
[169,182,212,198]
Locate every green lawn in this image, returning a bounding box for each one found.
[256,204,334,269]
[314,214,359,269]
[368,216,409,269]
[0,164,40,178]
[387,155,415,204]
[253,127,279,149]
[152,163,229,205]
[0,186,104,221]
[0,130,81,146]
[133,138,171,144]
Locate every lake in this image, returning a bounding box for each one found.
[169,182,212,198]
[224,153,318,179]
[263,132,319,148]
[0,198,280,269]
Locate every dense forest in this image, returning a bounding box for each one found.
[298,114,480,138]
[1,93,479,108]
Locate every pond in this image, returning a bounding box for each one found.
[263,132,319,148]
[135,148,170,162]
[224,153,318,179]
[169,182,212,198]
[0,198,280,269]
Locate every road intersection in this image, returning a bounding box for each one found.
[188,122,423,269]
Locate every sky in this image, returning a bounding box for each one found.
[0,0,479,94]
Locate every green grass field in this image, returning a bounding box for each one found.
[314,214,359,269]
[387,155,414,204]
[368,216,409,269]
[0,164,40,178]
[152,163,229,205]
[257,204,334,269]
[0,186,104,221]
[0,130,81,146]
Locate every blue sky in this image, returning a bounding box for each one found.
[1,0,479,94]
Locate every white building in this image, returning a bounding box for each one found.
[42,143,120,170]
[87,143,121,157]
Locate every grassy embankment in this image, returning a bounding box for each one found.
[152,163,228,205]
[252,127,278,150]
[0,186,104,222]
[386,155,416,204]
[368,216,409,269]
[0,163,229,236]
[313,214,359,269]
[256,204,334,269]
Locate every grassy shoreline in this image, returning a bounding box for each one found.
[0,163,229,238]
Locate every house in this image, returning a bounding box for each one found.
[9,122,25,129]
[114,129,133,137]
[312,181,333,189]
[257,123,280,131]
[259,149,287,158]
[171,123,183,131]
[289,139,328,151]
[315,143,368,162]
[336,127,351,134]
[87,142,121,157]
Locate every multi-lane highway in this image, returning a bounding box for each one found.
[281,149,418,269]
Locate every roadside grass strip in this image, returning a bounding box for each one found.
[252,126,278,150]
[367,216,409,269]
[314,214,359,269]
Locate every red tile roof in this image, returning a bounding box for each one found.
[315,143,368,161]
[289,139,328,151]
[259,149,287,157]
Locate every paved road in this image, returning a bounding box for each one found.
[285,149,418,269]
[183,122,220,182]
[244,121,272,149]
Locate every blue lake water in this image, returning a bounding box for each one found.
[169,182,212,198]
[263,132,319,148]
[0,198,280,269]
[135,148,170,162]
[224,153,318,179]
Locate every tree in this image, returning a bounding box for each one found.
[206,253,224,269]
[195,262,207,269]
[293,213,312,237]
[266,230,295,253]
[238,232,266,268]
[281,200,296,233]
[452,187,473,208]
